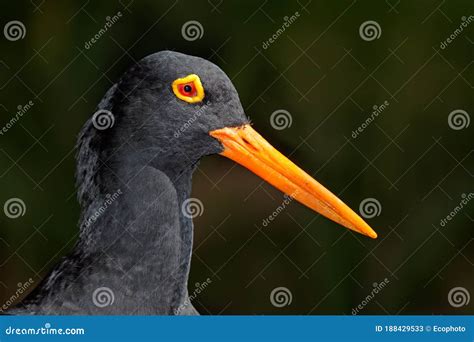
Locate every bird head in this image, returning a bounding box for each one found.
[105,50,377,239]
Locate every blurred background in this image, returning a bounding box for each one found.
[0,0,473,315]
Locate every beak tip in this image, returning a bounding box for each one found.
[367,229,378,239]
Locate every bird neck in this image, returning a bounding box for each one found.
[68,145,198,314]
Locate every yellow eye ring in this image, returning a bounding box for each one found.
[172,74,205,103]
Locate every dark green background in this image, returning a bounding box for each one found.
[0,0,473,314]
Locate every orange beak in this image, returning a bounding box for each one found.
[210,124,377,239]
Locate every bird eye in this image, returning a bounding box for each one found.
[172,74,205,103]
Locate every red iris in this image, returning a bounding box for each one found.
[178,82,197,97]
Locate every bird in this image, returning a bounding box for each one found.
[8,51,377,315]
